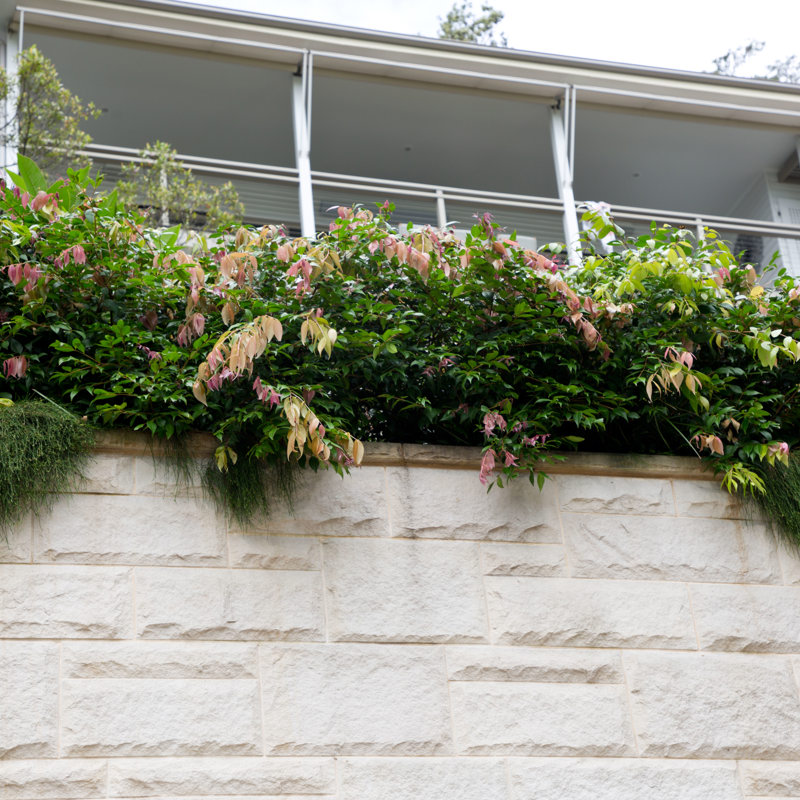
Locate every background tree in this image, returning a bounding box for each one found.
[0,45,99,179]
[116,141,244,230]
[713,39,800,83]
[437,1,507,47]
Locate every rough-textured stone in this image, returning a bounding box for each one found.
[486,576,695,649]
[232,467,389,537]
[338,757,507,800]
[561,513,780,583]
[81,453,136,494]
[691,583,800,652]
[557,475,674,515]
[509,758,742,800]
[450,682,634,755]
[480,543,565,577]
[672,479,751,519]
[260,644,451,755]
[61,678,261,756]
[779,546,800,586]
[133,456,203,496]
[0,643,59,758]
[323,539,488,643]
[0,759,106,799]
[0,513,31,563]
[62,641,258,678]
[107,796,334,800]
[34,494,225,566]
[0,565,132,638]
[227,535,318,570]
[625,651,800,758]
[445,646,622,683]
[740,760,800,796]
[135,567,323,640]
[387,466,561,542]
[107,757,334,796]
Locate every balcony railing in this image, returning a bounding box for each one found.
[82,143,800,275]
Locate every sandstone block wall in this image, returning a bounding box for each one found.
[2,440,800,799]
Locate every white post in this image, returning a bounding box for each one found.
[292,51,315,239]
[3,24,19,175]
[435,188,447,229]
[695,217,705,244]
[549,90,581,266]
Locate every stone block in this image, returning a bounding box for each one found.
[323,539,488,643]
[0,512,31,562]
[338,757,507,800]
[692,583,800,651]
[260,643,451,755]
[740,760,800,796]
[561,513,780,583]
[227,534,319,570]
[557,475,674,514]
[133,456,203,495]
[0,759,107,799]
[445,645,622,683]
[81,453,136,494]
[0,565,132,638]
[231,466,389,537]
[107,757,334,796]
[672,479,752,519]
[486,576,695,649]
[480,542,565,576]
[779,546,800,585]
[0,642,58,758]
[450,682,634,755]
[110,796,334,800]
[61,678,261,756]
[625,651,800,758]
[62,641,258,678]
[509,758,742,800]
[135,567,323,641]
[387,467,561,542]
[34,494,226,566]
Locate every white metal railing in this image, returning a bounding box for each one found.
[81,144,800,270]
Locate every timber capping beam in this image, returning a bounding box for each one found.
[93,430,716,482]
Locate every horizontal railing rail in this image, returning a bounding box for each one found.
[80,143,800,245]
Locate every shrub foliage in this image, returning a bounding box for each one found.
[2,161,800,535]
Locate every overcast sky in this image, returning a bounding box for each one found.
[181,0,798,76]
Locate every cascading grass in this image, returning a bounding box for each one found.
[751,456,800,549]
[0,400,94,535]
[202,447,297,529]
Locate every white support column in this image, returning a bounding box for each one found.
[292,51,315,239]
[2,22,20,175]
[435,189,447,229]
[550,89,581,266]
[695,217,705,244]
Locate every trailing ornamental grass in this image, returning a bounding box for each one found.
[752,458,800,549]
[4,157,800,538]
[0,400,94,534]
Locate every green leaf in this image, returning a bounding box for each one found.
[16,154,47,193]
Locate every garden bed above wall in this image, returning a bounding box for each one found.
[2,439,799,800]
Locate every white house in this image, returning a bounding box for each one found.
[2,0,800,272]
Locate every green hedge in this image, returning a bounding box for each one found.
[2,159,800,537]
